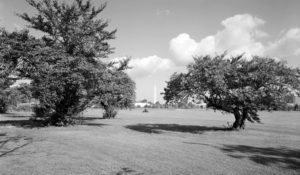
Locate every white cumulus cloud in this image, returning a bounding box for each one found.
[215,14,266,56]
[266,28,300,57]
[156,9,172,16]
[170,14,300,66]
[113,55,173,79]
[169,33,217,65]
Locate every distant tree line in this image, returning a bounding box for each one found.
[134,99,206,109]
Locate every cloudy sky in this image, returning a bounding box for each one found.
[1,0,300,102]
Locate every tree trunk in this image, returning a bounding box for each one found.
[232,108,247,130]
[240,108,248,129]
[0,99,8,114]
[103,105,117,119]
[232,109,241,129]
[50,112,70,126]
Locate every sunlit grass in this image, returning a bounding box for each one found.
[0,109,299,175]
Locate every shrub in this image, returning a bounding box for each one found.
[103,106,118,119]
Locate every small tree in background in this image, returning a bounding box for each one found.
[14,83,32,103]
[0,84,29,113]
[0,29,33,113]
[164,54,300,130]
[93,62,136,119]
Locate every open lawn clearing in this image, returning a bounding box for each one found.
[0,109,299,175]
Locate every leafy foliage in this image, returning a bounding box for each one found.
[0,83,33,113]
[93,63,136,119]
[1,0,118,125]
[0,29,39,79]
[164,54,300,129]
[163,73,189,106]
[0,29,37,113]
[18,0,116,59]
[0,1,136,124]
[29,53,107,125]
[14,83,32,103]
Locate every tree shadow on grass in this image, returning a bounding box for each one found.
[81,123,107,127]
[0,133,7,136]
[116,167,138,175]
[0,112,107,128]
[221,145,300,170]
[0,134,33,157]
[126,124,231,134]
[0,112,32,118]
[1,115,30,118]
[73,117,105,121]
[0,119,108,128]
[0,119,45,129]
[183,142,216,147]
[0,113,43,128]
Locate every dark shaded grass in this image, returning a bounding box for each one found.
[1,112,32,118]
[0,115,29,118]
[0,120,45,128]
[116,167,141,175]
[126,123,231,134]
[82,123,107,127]
[72,117,104,121]
[221,145,300,170]
[0,112,107,128]
[0,119,107,128]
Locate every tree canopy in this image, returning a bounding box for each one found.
[0,0,135,125]
[164,54,300,129]
[0,29,38,113]
[93,65,136,118]
[17,0,117,125]
[18,0,116,59]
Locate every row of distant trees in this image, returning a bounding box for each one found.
[136,100,205,109]
[0,0,135,125]
[136,98,299,110]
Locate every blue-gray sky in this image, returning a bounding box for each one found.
[1,0,300,102]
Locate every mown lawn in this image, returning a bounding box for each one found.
[0,109,299,175]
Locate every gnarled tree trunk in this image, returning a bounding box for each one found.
[101,102,117,119]
[232,108,248,130]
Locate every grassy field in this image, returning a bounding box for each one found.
[0,109,299,175]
